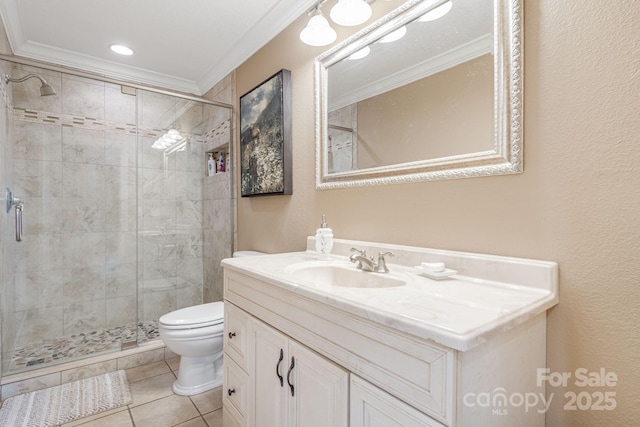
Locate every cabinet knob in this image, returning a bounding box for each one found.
[228,388,236,396]
[228,332,236,339]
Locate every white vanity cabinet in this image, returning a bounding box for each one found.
[224,301,348,427]
[222,242,557,427]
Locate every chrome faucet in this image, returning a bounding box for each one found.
[349,248,394,273]
[349,248,373,270]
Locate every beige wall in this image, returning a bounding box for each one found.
[358,54,494,167]
[235,1,639,425]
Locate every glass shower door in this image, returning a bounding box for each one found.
[1,62,140,374]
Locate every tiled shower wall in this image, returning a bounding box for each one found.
[2,63,232,371]
[203,72,235,303]
[202,143,231,303]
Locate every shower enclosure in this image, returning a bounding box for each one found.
[0,59,233,376]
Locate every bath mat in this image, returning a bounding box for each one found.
[0,370,132,427]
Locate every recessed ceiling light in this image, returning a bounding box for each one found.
[110,44,134,56]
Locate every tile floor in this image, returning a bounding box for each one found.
[60,356,223,427]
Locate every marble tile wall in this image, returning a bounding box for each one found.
[202,74,234,303]
[203,166,231,303]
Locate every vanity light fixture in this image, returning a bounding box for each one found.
[110,44,134,56]
[378,25,407,43]
[330,0,372,26]
[300,4,337,46]
[418,0,453,22]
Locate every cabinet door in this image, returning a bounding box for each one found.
[351,375,446,427]
[288,340,349,427]
[251,319,289,427]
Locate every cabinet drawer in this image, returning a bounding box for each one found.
[225,302,250,372]
[223,356,249,427]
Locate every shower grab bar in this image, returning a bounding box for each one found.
[6,187,23,242]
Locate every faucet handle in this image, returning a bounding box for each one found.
[349,247,367,270]
[350,247,366,256]
[376,251,394,273]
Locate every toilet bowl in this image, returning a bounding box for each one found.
[159,302,225,396]
[159,251,263,396]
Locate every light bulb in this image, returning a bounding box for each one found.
[300,11,337,46]
[330,0,372,27]
[348,46,371,60]
[378,26,407,43]
[418,0,453,22]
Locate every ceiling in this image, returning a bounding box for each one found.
[0,0,317,95]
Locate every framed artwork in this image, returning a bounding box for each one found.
[240,69,292,197]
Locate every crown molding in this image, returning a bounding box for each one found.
[196,0,317,93]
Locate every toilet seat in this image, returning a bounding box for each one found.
[159,302,224,330]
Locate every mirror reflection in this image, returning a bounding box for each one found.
[316,0,523,188]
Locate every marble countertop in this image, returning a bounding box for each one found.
[222,248,558,351]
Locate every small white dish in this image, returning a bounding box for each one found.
[420,261,445,272]
[415,265,457,280]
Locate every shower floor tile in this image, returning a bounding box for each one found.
[8,321,160,373]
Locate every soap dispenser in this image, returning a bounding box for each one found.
[207,153,215,176]
[315,214,333,260]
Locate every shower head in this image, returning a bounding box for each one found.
[39,82,57,96]
[4,73,57,96]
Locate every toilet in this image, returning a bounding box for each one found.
[159,302,225,396]
[159,251,263,396]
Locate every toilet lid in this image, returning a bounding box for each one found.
[159,302,224,328]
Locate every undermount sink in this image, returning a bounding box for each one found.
[284,261,407,289]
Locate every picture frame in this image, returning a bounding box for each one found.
[240,69,292,197]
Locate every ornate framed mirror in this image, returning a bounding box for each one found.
[315,0,523,189]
